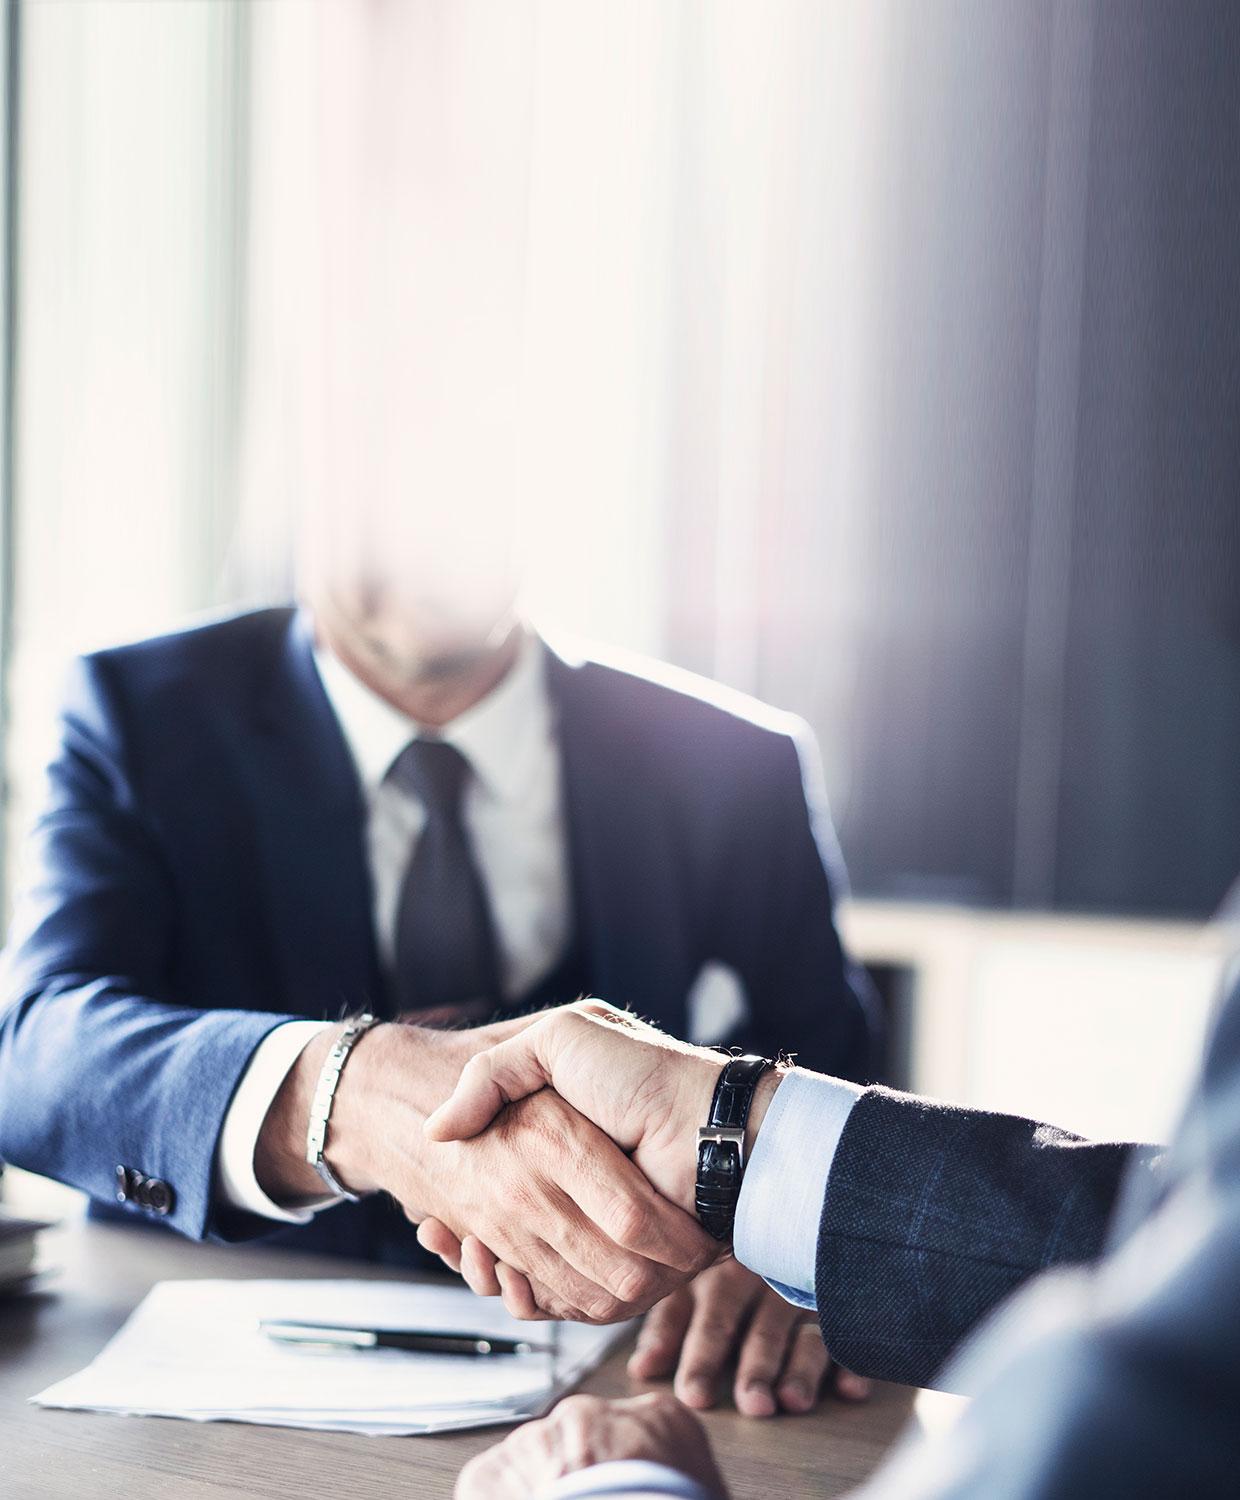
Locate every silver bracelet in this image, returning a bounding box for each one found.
[305,1013,378,1200]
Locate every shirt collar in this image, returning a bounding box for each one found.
[313,629,553,804]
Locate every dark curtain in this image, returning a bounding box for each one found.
[666,0,1240,918]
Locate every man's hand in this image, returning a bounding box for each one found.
[421,1224,872,1413]
[420,1001,870,1401]
[629,1259,870,1416]
[253,1017,716,1323]
[424,1001,739,1214]
[455,1392,729,1500]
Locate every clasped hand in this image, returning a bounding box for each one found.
[263,1010,717,1325]
[419,1002,868,1415]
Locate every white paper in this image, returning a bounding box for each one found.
[32,1279,630,1436]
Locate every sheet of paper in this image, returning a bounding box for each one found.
[33,1278,630,1436]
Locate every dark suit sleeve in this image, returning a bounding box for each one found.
[715,721,880,1081]
[812,1085,1162,1390]
[0,656,299,1239]
[846,987,1240,1497]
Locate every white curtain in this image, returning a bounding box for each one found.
[7,1,251,891]
[5,0,895,897]
[13,1,1111,911]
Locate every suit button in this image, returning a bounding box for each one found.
[115,1164,129,1203]
[145,1179,175,1216]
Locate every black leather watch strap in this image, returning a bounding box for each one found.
[695,1054,773,1241]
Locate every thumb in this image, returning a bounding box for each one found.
[423,1027,555,1142]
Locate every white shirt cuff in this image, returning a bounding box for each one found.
[733,1068,863,1306]
[215,1020,339,1223]
[542,1460,719,1500]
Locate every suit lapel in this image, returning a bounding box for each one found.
[543,641,690,1026]
[242,612,388,1019]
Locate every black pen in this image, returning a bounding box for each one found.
[259,1319,550,1356]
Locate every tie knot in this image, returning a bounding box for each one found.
[389,738,472,819]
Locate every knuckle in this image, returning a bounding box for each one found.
[604,1195,652,1249]
[737,1347,782,1380]
[745,1320,789,1353]
[680,1351,719,1382]
[611,1259,660,1310]
[555,1394,605,1427]
[690,1240,722,1274]
[696,1313,736,1344]
[584,1291,625,1323]
[793,1336,831,1375]
[645,1389,685,1421]
[503,1181,542,1226]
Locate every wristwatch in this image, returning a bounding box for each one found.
[694,1053,773,1240]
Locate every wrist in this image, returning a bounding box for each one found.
[665,1058,784,1229]
[253,1024,342,1202]
[660,1052,728,1216]
[328,1023,474,1195]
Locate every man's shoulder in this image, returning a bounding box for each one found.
[83,606,296,694]
[544,633,809,765]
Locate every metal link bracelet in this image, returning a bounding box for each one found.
[305,1013,378,1200]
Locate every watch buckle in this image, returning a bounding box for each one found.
[698,1124,746,1168]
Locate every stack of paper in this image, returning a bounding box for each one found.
[0,1212,52,1295]
[33,1278,631,1435]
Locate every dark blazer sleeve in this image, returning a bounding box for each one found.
[812,1085,1162,1390]
[0,655,298,1239]
[833,985,1240,1496]
[714,720,879,1082]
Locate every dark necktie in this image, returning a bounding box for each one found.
[388,738,502,1018]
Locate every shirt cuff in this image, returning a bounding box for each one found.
[733,1067,863,1306]
[542,1460,719,1500]
[215,1020,339,1223]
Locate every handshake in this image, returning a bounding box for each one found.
[259,1001,858,1415]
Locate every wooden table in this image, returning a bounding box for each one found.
[0,1220,916,1500]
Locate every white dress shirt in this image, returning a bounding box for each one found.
[215,630,572,1223]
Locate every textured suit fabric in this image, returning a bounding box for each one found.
[840,974,1240,1496]
[813,1087,1159,1390]
[0,607,876,1256]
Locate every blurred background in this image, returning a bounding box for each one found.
[1,0,1238,1211]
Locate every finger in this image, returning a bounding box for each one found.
[732,1291,802,1417]
[674,1278,759,1410]
[558,1137,716,1278]
[496,1261,554,1322]
[425,1000,636,1143]
[480,1260,575,1321]
[533,1195,673,1317]
[628,1289,693,1381]
[831,1365,873,1403]
[417,1217,463,1274]
[776,1322,832,1414]
[424,1024,560,1142]
[513,1216,660,1323]
[460,1235,503,1298]
[518,1270,589,1323]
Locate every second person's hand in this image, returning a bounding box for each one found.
[423,999,739,1214]
[628,1259,870,1415]
[419,1224,871,1413]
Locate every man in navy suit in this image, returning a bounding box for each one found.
[0,499,877,1415]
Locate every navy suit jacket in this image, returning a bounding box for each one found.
[813,975,1240,1496]
[0,607,875,1257]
